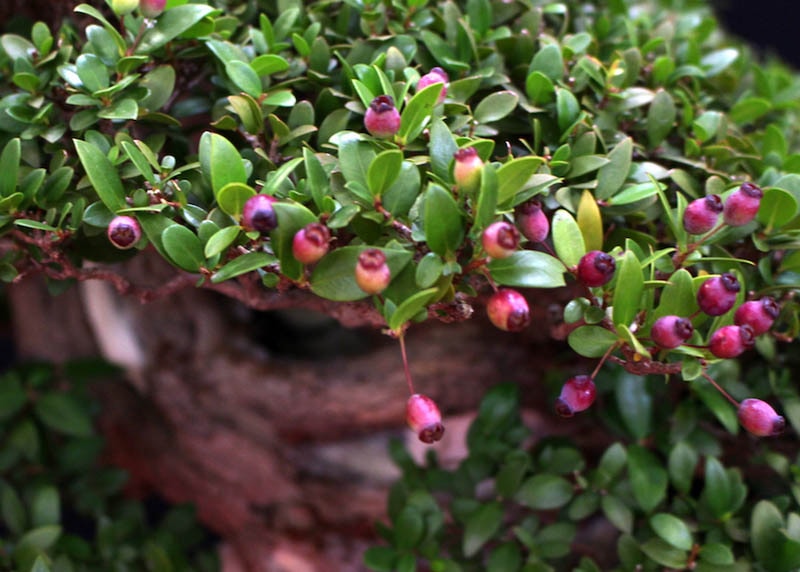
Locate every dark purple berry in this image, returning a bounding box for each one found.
[242,194,278,235]
[708,324,755,359]
[683,194,723,234]
[406,394,445,444]
[651,315,694,349]
[734,297,779,336]
[292,222,330,265]
[364,95,401,139]
[696,273,740,316]
[482,221,520,259]
[107,215,142,250]
[738,398,785,437]
[487,289,530,332]
[355,248,391,295]
[723,182,763,226]
[516,200,550,243]
[576,251,616,287]
[453,147,483,193]
[417,67,448,103]
[555,375,596,417]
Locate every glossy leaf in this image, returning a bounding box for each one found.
[368,150,403,197]
[552,209,586,268]
[199,132,247,198]
[668,441,698,495]
[398,83,442,144]
[74,139,127,212]
[424,184,464,258]
[136,5,219,54]
[577,190,603,251]
[627,445,667,512]
[516,474,573,510]
[310,246,412,301]
[0,138,20,198]
[487,251,565,288]
[568,325,618,358]
[388,288,438,332]
[217,182,256,218]
[474,90,519,123]
[204,225,241,258]
[34,393,92,437]
[650,513,693,551]
[595,137,632,200]
[226,60,262,98]
[757,187,798,231]
[612,250,643,326]
[647,89,676,147]
[463,502,503,558]
[602,495,633,533]
[162,224,205,273]
[210,252,277,283]
[496,156,545,205]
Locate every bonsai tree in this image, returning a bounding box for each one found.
[1,0,800,570]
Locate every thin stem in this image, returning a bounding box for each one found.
[590,341,620,380]
[701,371,740,408]
[398,332,416,395]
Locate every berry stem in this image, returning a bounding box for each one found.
[398,332,416,395]
[700,371,740,407]
[591,341,620,380]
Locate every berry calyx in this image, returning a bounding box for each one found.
[107,215,142,250]
[482,221,520,259]
[734,297,780,336]
[242,194,278,235]
[696,272,740,316]
[555,375,596,417]
[453,147,483,194]
[576,250,616,287]
[292,222,330,265]
[516,200,550,243]
[355,248,391,295]
[417,67,449,104]
[708,324,755,359]
[140,0,166,18]
[651,315,694,349]
[364,95,401,139]
[683,194,723,234]
[487,289,530,332]
[738,398,785,437]
[723,182,763,226]
[406,394,445,444]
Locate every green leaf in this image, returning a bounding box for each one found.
[210,252,277,283]
[398,83,442,144]
[2,484,27,535]
[516,474,573,510]
[639,538,687,569]
[97,98,138,120]
[530,44,564,82]
[568,155,609,178]
[627,445,667,512]
[363,546,397,571]
[76,53,109,93]
[556,88,580,133]
[612,250,643,326]
[668,441,698,495]
[136,5,219,54]
[473,163,498,232]
[463,502,503,558]
[602,495,633,533]
[263,156,303,195]
[368,150,403,197]
[701,457,732,518]
[700,543,734,566]
[650,513,693,551]
[487,251,565,288]
[496,156,545,205]
[577,189,603,252]
[525,71,555,105]
[270,202,318,280]
[388,288,438,332]
[228,94,263,135]
[310,246,412,302]
[336,133,375,190]
[226,60,262,98]
[424,184,464,258]
[251,54,289,76]
[34,393,93,437]
[394,506,424,550]
[139,65,176,111]
[595,137,632,200]
[751,501,800,572]
[607,181,664,206]
[692,376,738,434]
[552,209,586,268]
[429,117,459,181]
[74,139,127,212]
[729,97,771,125]
[615,373,652,440]
[0,138,20,198]
[31,486,60,528]
[217,182,256,218]
[199,132,247,198]
[0,376,27,420]
[161,224,205,272]
[700,48,739,77]
[654,269,695,319]
[474,90,518,123]
[204,226,241,258]
[647,89,676,148]
[120,141,157,185]
[757,187,798,231]
[568,325,618,358]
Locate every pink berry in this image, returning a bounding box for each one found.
[292,222,330,265]
[242,194,278,235]
[683,194,723,234]
[708,324,755,359]
[555,375,596,417]
[723,182,763,226]
[696,273,740,316]
[576,250,616,287]
[417,67,449,104]
[140,0,166,18]
[406,394,445,444]
[355,248,391,295]
[516,199,550,243]
[651,315,694,349]
[453,147,483,194]
[738,398,785,437]
[734,297,779,336]
[487,289,530,332]
[107,215,141,249]
[364,95,401,139]
[482,221,520,259]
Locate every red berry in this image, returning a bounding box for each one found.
[107,215,142,249]
[555,375,596,417]
[738,398,785,437]
[453,147,483,194]
[242,194,278,235]
[406,394,445,444]
[683,194,723,234]
[487,289,530,332]
[723,182,763,226]
[576,250,616,287]
[482,221,520,259]
[417,67,448,103]
[140,0,166,18]
[651,315,694,349]
[734,297,779,336]
[708,324,755,358]
[696,273,740,316]
[364,95,401,138]
[292,222,330,265]
[516,200,550,243]
[355,248,391,295]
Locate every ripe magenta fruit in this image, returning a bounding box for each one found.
[734,297,779,336]
[651,315,694,349]
[453,147,483,194]
[708,324,755,358]
[576,251,616,287]
[417,67,448,104]
[364,95,401,139]
[487,289,530,332]
[516,199,550,243]
[738,398,785,437]
[355,248,391,295]
[107,215,142,250]
[406,394,445,444]
[482,221,520,259]
[683,194,723,234]
[555,375,596,417]
[242,194,278,235]
[292,222,330,265]
[696,272,740,316]
[140,0,166,18]
[723,182,763,226]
